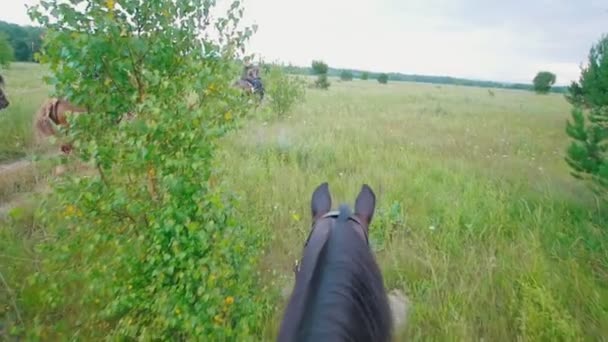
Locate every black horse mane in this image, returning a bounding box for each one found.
[280,204,392,341]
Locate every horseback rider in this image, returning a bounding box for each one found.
[0,74,9,111]
[242,59,264,99]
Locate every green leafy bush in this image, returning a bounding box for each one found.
[266,66,306,117]
[0,32,14,68]
[311,60,330,89]
[21,0,273,339]
[378,73,389,84]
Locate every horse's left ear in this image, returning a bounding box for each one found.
[311,182,332,220]
[354,184,376,226]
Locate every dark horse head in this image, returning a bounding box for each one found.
[0,74,9,111]
[278,183,393,342]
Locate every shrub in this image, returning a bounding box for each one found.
[314,74,331,90]
[21,0,273,339]
[0,32,14,68]
[377,73,389,84]
[266,66,306,117]
[311,60,330,90]
[311,60,329,75]
[361,72,369,80]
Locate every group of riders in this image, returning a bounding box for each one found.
[0,61,264,154]
[0,59,264,113]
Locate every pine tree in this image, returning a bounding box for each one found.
[565,34,608,200]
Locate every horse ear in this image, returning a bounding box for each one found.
[311,182,332,220]
[355,184,376,226]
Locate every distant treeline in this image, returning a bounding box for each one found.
[0,20,43,62]
[282,65,569,93]
[0,19,567,93]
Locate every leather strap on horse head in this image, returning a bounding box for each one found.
[293,210,367,274]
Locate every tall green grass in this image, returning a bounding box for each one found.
[1,65,607,340]
[216,80,607,340]
[0,63,51,163]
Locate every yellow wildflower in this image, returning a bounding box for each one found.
[213,314,224,325]
[292,213,301,222]
[224,111,233,121]
[224,296,234,305]
[105,0,115,10]
[64,205,76,217]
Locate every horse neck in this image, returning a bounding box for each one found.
[279,216,392,342]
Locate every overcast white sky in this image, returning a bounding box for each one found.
[2,0,607,85]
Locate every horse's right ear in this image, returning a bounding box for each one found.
[355,184,376,226]
[311,182,332,220]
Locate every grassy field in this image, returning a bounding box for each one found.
[1,64,607,340]
[0,63,52,162]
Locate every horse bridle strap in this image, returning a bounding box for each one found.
[294,211,368,274]
[304,211,366,245]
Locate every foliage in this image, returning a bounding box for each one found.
[511,279,581,340]
[369,201,404,252]
[0,20,43,62]
[266,65,306,117]
[566,34,608,107]
[565,106,608,201]
[311,60,330,90]
[3,64,608,341]
[340,70,353,81]
[361,71,369,80]
[311,60,329,75]
[314,74,330,90]
[20,0,272,339]
[533,71,556,94]
[377,73,389,84]
[0,32,14,68]
[565,34,608,202]
[283,64,569,93]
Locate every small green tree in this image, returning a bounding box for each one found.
[266,65,306,117]
[311,60,329,75]
[311,60,330,89]
[533,71,556,94]
[565,34,608,202]
[377,73,389,84]
[340,70,353,81]
[0,32,14,68]
[25,0,272,339]
[361,72,369,80]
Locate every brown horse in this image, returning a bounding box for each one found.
[33,96,139,154]
[33,98,87,154]
[0,75,9,111]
